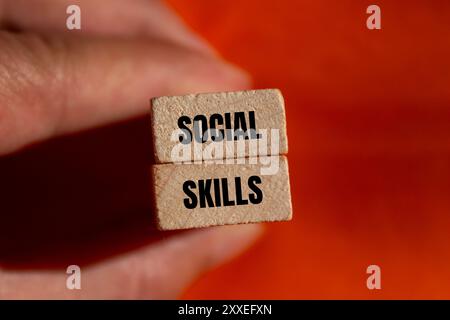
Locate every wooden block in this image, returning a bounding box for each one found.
[150,89,288,164]
[152,156,292,230]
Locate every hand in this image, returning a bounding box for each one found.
[0,0,262,299]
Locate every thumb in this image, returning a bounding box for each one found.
[0,224,263,299]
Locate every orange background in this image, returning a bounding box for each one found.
[166,0,450,299]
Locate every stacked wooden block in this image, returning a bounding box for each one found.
[150,89,292,230]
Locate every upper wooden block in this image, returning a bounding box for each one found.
[150,89,288,163]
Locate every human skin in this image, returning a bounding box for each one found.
[0,0,262,299]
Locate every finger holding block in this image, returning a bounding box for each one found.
[152,156,292,230]
[150,89,288,164]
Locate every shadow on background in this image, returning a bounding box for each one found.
[0,116,178,269]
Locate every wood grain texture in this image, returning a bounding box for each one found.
[150,89,288,164]
[152,156,292,230]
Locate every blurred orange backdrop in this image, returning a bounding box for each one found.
[167,0,450,299]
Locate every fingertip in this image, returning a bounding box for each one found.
[172,50,253,94]
[217,60,253,90]
[199,223,264,268]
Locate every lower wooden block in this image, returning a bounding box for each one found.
[152,156,292,230]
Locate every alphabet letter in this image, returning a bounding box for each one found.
[366,5,381,30]
[66,265,81,290]
[366,265,381,289]
[66,5,81,30]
